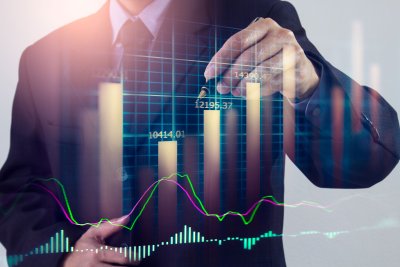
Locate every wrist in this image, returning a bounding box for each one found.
[296,59,321,101]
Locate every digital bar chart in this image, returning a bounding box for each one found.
[246,82,261,205]
[98,82,123,218]
[204,110,221,213]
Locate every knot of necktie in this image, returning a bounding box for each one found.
[116,19,153,88]
[118,19,153,55]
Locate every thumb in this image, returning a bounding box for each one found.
[86,215,130,240]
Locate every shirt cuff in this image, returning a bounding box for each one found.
[291,55,324,115]
[292,54,333,131]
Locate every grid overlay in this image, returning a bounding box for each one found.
[119,18,293,262]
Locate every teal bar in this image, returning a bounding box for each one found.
[188,227,191,243]
[179,232,182,244]
[147,245,150,257]
[40,245,43,254]
[35,247,38,254]
[129,246,132,262]
[134,246,137,261]
[138,246,141,261]
[175,233,178,244]
[66,237,69,253]
[201,236,205,242]
[269,231,273,237]
[142,245,145,259]
[192,231,195,243]
[152,245,155,252]
[45,243,49,254]
[170,236,174,245]
[61,230,64,253]
[184,225,187,243]
[244,239,247,249]
[218,240,222,245]
[248,238,252,250]
[50,237,54,253]
[55,233,59,253]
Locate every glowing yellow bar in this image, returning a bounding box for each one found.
[246,83,261,203]
[158,141,177,236]
[158,141,177,178]
[99,82,123,218]
[204,110,220,212]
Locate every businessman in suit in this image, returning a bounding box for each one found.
[0,0,399,266]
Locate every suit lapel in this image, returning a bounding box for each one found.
[58,0,222,149]
[61,2,114,112]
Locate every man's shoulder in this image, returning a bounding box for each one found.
[215,0,282,27]
[24,4,109,59]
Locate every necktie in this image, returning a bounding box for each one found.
[117,19,153,82]
[117,19,153,140]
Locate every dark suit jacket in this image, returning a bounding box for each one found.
[1,0,399,266]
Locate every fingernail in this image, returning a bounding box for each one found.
[232,88,241,97]
[111,215,129,223]
[204,64,215,80]
[216,81,228,94]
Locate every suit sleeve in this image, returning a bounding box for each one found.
[267,1,400,188]
[0,48,85,266]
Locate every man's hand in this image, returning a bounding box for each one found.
[62,216,139,267]
[204,18,320,100]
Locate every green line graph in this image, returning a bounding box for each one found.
[9,173,330,231]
